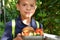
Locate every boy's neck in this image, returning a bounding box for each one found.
[21,16,31,25]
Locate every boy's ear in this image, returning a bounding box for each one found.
[16,4,19,10]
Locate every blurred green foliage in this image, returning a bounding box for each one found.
[0,22,5,39]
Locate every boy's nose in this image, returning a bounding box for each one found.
[26,6,31,11]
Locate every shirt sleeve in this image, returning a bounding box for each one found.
[1,22,12,40]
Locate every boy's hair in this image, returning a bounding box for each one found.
[17,0,20,4]
[17,0,36,4]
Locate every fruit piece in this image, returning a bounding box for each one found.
[22,30,29,36]
[22,32,24,36]
[29,32,33,36]
[33,32,36,36]
[35,28,41,33]
[35,28,43,36]
[24,32,29,36]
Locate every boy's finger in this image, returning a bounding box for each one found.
[17,33,22,37]
[17,33,23,40]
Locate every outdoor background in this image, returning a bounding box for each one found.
[0,0,60,39]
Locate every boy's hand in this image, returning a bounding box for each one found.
[13,33,23,40]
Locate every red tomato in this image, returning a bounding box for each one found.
[35,28,43,36]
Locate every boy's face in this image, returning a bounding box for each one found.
[17,0,37,18]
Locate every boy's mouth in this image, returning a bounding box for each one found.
[25,12,31,14]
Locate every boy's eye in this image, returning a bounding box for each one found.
[22,4,26,6]
[30,5,34,7]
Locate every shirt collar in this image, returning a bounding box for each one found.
[16,16,33,26]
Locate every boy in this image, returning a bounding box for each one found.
[1,0,43,40]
